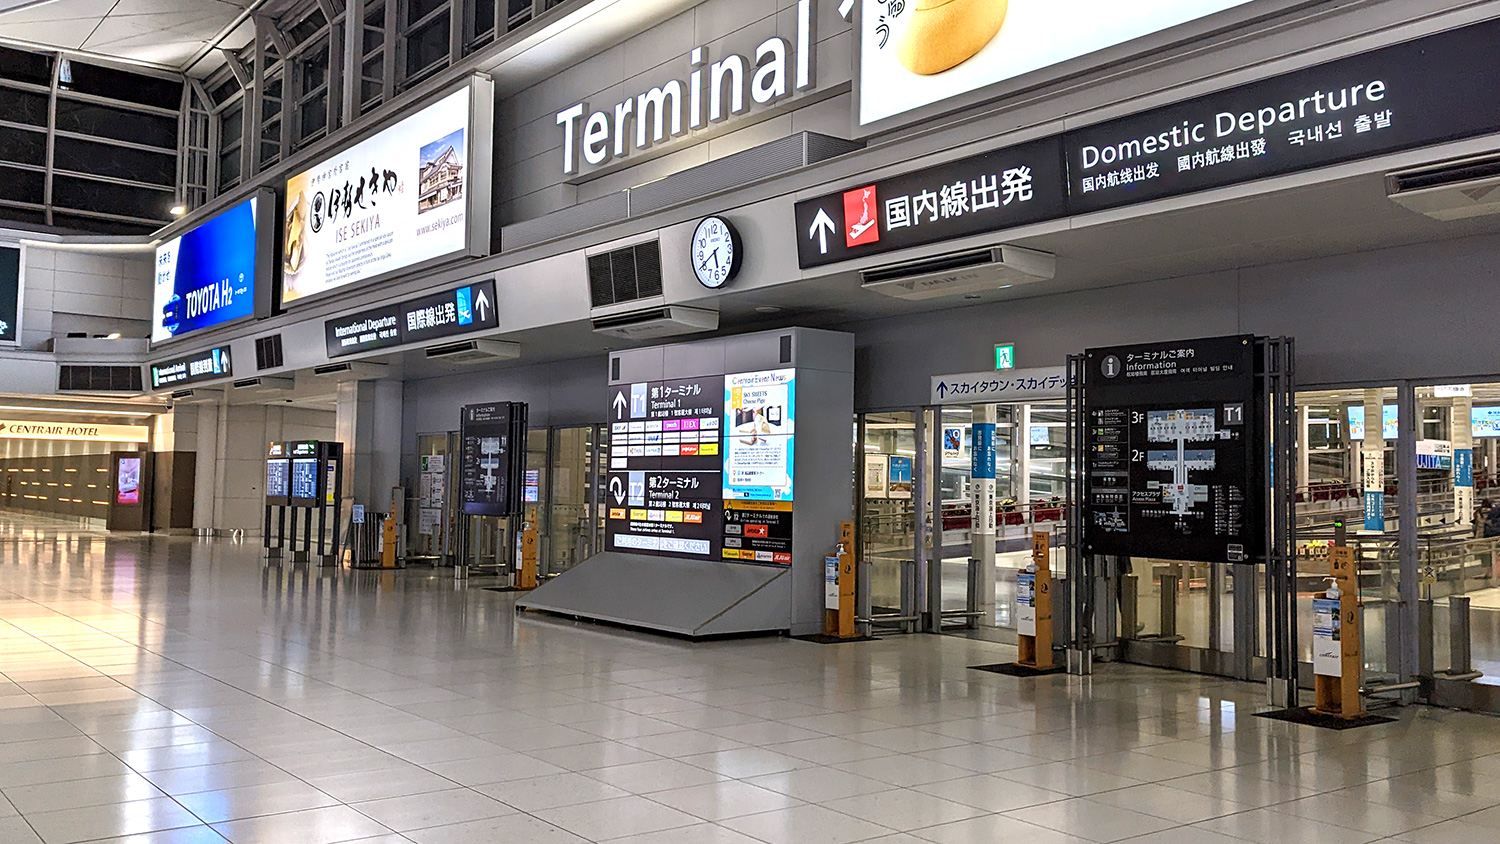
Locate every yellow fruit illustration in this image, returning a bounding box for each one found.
[897,0,1010,76]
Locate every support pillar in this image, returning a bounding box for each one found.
[336,379,404,518]
[972,404,998,625]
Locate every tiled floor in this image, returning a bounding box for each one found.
[2,516,1500,843]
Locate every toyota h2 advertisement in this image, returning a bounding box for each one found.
[153,193,268,344]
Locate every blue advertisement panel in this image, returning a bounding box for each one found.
[1456,449,1474,488]
[153,196,263,343]
[971,423,997,481]
[1364,490,1385,533]
[723,369,795,502]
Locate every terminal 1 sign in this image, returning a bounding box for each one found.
[799,17,1500,269]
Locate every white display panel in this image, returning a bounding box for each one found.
[282,87,474,305]
[859,0,1258,127]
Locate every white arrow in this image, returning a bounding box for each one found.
[808,208,836,255]
[609,476,625,505]
[474,288,491,322]
[612,391,627,420]
[838,0,854,21]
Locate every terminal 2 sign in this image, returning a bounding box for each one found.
[797,17,1500,269]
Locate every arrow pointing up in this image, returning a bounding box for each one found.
[475,288,491,322]
[612,391,627,420]
[808,208,836,255]
[937,382,949,398]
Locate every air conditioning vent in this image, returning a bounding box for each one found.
[591,306,718,341]
[425,339,521,365]
[588,241,663,308]
[58,365,143,393]
[861,246,1055,301]
[312,361,387,380]
[232,376,295,394]
[1388,153,1500,220]
[255,334,284,370]
[169,388,223,403]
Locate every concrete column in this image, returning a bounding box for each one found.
[1454,393,1474,528]
[336,379,404,513]
[1362,390,1386,534]
[971,404,997,623]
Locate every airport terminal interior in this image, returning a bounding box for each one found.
[7,0,1500,841]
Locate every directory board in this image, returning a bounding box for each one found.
[605,369,799,566]
[460,402,526,517]
[1084,335,1263,564]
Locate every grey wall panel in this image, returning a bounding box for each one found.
[662,340,726,380]
[789,365,855,634]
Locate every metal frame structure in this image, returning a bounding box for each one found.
[1263,336,1300,706]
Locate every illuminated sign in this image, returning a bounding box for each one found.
[153,191,273,343]
[0,420,149,443]
[282,83,490,305]
[149,346,232,390]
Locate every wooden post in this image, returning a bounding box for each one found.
[839,520,856,638]
[380,514,397,568]
[1314,545,1365,718]
[519,505,539,589]
[1017,531,1054,669]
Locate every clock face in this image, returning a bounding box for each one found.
[692,216,741,289]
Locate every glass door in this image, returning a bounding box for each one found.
[544,426,605,578]
[859,411,919,631]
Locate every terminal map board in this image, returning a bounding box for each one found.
[1084,335,1263,565]
[605,370,797,566]
[460,403,527,518]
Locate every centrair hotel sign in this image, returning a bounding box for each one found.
[555,0,820,176]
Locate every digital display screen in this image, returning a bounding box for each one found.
[1347,405,1399,441]
[283,88,472,306]
[266,459,289,498]
[0,244,19,345]
[290,458,319,502]
[153,196,262,343]
[859,0,1257,127]
[116,457,141,506]
[1475,407,1500,438]
[723,369,796,502]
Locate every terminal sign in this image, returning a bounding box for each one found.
[150,346,232,390]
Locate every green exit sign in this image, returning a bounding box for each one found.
[995,344,1015,370]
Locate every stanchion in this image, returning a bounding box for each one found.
[1016,531,1057,671]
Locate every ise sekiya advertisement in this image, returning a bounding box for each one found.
[281,80,493,306]
[856,0,1266,128]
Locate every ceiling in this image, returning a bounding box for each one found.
[0,0,253,73]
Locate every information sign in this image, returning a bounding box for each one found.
[1017,571,1037,637]
[150,346,232,390]
[325,280,497,358]
[1312,596,1342,677]
[1083,335,1263,565]
[930,366,1068,406]
[460,402,526,517]
[290,458,319,503]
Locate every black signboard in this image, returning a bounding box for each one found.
[1065,18,1500,215]
[794,136,1068,269]
[0,245,19,345]
[605,375,726,562]
[460,402,526,517]
[1084,335,1263,565]
[723,502,793,565]
[149,346,233,390]
[326,279,498,359]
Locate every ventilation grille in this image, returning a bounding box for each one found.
[255,334,284,370]
[588,241,662,308]
[58,365,143,392]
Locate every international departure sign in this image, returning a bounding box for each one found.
[0,420,149,443]
[149,346,233,389]
[324,280,498,358]
[1083,335,1264,565]
[0,244,19,345]
[799,17,1500,269]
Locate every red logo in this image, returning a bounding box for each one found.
[843,185,880,248]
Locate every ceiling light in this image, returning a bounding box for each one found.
[755,306,782,314]
[964,294,982,300]
[169,203,187,216]
[104,333,121,340]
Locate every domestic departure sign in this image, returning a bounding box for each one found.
[1065,18,1500,215]
[150,346,233,390]
[325,280,498,358]
[1083,335,1263,565]
[794,137,1067,269]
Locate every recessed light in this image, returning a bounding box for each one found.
[963,294,982,300]
[169,203,187,216]
[755,306,782,314]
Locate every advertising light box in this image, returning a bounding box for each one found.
[1347,405,1398,441]
[116,456,142,506]
[1,244,19,346]
[282,84,491,306]
[1474,407,1500,438]
[858,0,1258,128]
[152,191,272,343]
[724,370,796,502]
